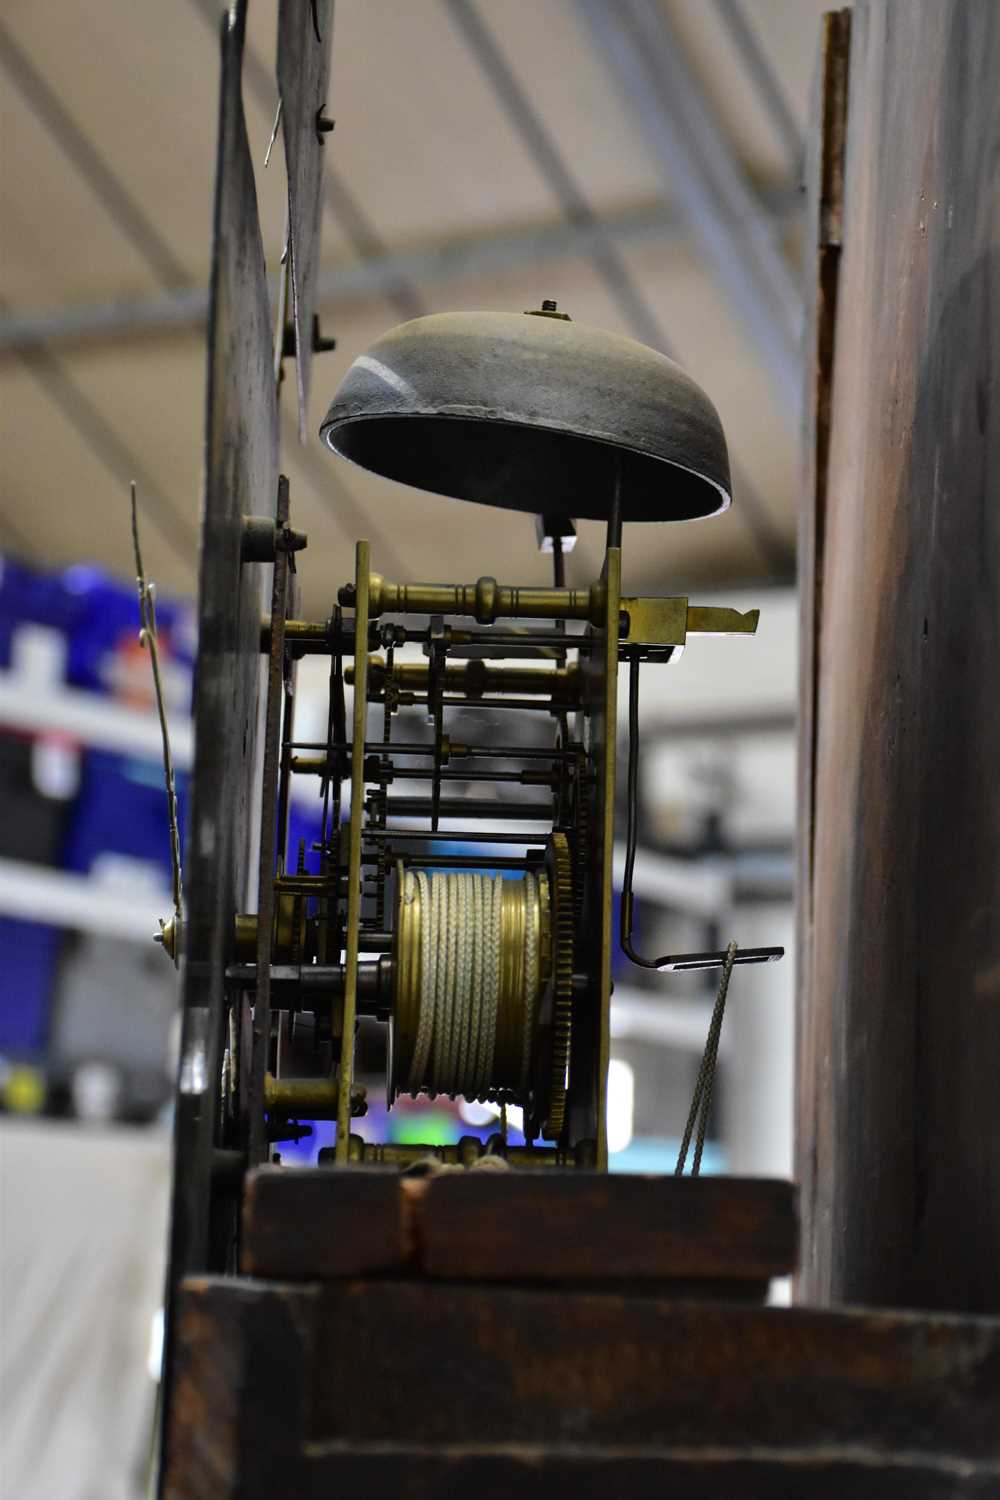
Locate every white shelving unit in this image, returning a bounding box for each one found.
[0,623,190,938]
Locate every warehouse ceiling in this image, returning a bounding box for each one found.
[0,0,831,617]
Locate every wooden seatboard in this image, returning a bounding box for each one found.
[242,1165,410,1278]
[164,1275,1000,1499]
[241,1167,797,1284]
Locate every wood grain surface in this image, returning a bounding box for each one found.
[797,0,1000,1310]
[795,6,850,1305]
[164,1275,1000,1498]
[241,1166,411,1278]
[240,1166,796,1285]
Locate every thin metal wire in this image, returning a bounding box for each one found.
[606,455,623,550]
[676,940,738,1175]
[619,655,657,968]
[550,537,570,744]
[130,484,183,930]
[264,97,283,169]
[620,655,781,972]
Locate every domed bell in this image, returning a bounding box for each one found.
[320,307,731,523]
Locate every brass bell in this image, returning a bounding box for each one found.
[320,307,731,524]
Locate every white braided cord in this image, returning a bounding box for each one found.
[404,870,541,1105]
[480,874,503,1096]
[520,872,538,1095]
[454,873,475,1094]
[434,874,452,1090]
[446,874,466,1095]
[406,871,434,1095]
[426,869,442,1098]
[468,875,486,1099]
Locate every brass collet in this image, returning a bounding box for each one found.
[355,573,606,627]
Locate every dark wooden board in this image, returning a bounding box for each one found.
[415,1170,795,1281]
[242,1167,411,1278]
[240,1167,796,1284]
[797,0,1000,1310]
[159,4,281,1479]
[159,10,279,1471]
[248,476,291,1166]
[164,1277,317,1500]
[794,7,850,1305]
[164,1275,1000,1498]
[310,1283,1000,1452]
[167,0,277,1297]
[168,1442,999,1500]
[277,0,334,440]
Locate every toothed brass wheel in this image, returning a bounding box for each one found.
[542,831,574,1139]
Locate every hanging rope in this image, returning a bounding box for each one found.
[675,940,738,1176]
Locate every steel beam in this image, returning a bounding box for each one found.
[0,19,187,289]
[446,0,794,577]
[446,0,667,351]
[0,192,794,355]
[710,0,803,170]
[577,0,803,414]
[0,305,198,566]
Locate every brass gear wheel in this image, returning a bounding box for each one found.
[544,831,574,1138]
[570,752,589,928]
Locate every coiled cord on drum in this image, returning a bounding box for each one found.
[402,870,540,1102]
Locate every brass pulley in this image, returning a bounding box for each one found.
[390,868,550,1102]
[389,833,574,1139]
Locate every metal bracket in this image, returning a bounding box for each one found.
[278,312,336,360]
[648,945,784,973]
[620,596,760,649]
[535,512,578,553]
